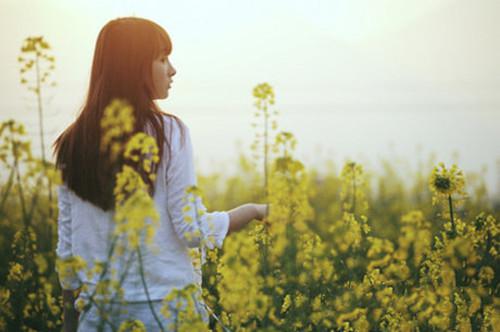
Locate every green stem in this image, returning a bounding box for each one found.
[137,246,165,331]
[77,236,118,323]
[203,303,232,332]
[26,172,45,220]
[35,53,54,224]
[0,168,15,213]
[35,53,46,163]
[85,296,119,332]
[100,248,137,324]
[11,137,27,224]
[351,165,357,216]
[448,194,455,234]
[264,101,269,200]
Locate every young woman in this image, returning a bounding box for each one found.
[52,17,268,331]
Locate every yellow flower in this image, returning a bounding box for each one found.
[280,294,291,314]
[429,163,466,204]
[75,298,86,312]
[123,132,159,173]
[0,288,10,305]
[478,266,494,284]
[113,164,160,248]
[55,256,87,286]
[118,319,146,332]
[7,262,23,282]
[34,253,48,274]
[100,98,135,160]
[311,295,322,311]
[252,82,275,105]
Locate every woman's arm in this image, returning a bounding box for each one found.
[56,185,83,331]
[226,203,268,235]
[165,121,233,249]
[165,119,268,247]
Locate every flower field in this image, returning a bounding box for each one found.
[0,36,498,331]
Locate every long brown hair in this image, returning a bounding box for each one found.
[52,17,183,211]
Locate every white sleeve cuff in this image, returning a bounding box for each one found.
[205,211,230,250]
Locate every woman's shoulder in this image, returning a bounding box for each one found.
[159,112,190,149]
[160,112,187,131]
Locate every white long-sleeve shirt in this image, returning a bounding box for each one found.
[55,114,230,305]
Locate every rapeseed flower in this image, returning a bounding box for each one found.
[280,294,291,313]
[100,98,135,162]
[429,163,465,200]
[118,319,146,332]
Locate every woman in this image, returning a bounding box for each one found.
[52,17,268,331]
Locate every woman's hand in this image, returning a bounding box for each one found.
[254,203,269,221]
[227,203,269,235]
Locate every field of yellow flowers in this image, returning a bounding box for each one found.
[0,36,499,331]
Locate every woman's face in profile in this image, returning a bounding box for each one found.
[151,53,176,100]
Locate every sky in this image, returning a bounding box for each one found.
[0,0,499,196]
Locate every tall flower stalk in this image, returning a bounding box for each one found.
[429,163,466,236]
[251,82,278,201]
[18,36,56,164]
[18,36,57,219]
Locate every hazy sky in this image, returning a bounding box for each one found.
[1,0,499,195]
